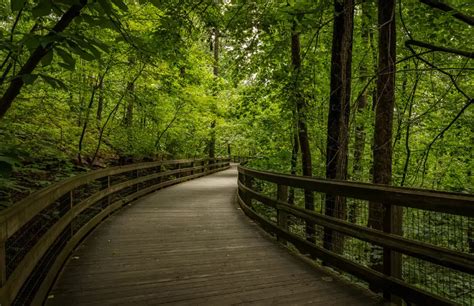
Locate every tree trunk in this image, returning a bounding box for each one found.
[349,0,373,223]
[213,28,219,77]
[96,77,104,123]
[77,83,98,165]
[324,0,354,254]
[78,64,110,165]
[291,20,314,243]
[208,28,219,160]
[371,0,402,285]
[125,81,134,127]
[288,115,299,205]
[124,57,135,128]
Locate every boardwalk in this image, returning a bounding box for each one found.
[46,166,383,305]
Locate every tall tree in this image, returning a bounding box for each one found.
[323,0,355,253]
[370,0,402,281]
[291,18,315,242]
[349,1,374,223]
[208,28,219,160]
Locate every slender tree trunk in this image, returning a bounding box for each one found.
[288,114,299,205]
[91,65,145,165]
[324,0,354,254]
[213,28,219,77]
[370,0,402,284]
[96,78,104,123]
[352,1,371,181]
[78,65,110,165]
[401,69,420,186]
[124,57,136,154]
[349,1,373,223]
[125,81,134,126]
[78,83,98,165]
[291,20,314,242]
[0,0,87,119]
[124,57,135,128]
[208,28,219,160]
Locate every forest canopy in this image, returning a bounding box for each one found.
[0,0,472,207]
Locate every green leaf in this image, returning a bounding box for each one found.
[22,34,40,51]
[32,0,52,18]
[39,74,67,90]
[111,0,128,11]
[11,0,27,11]
[56,47,76,70]
[58,62,75,70]
[148,0,161,9]
[98,0,113,15]
[41,49,54,67]
[90,38,110,53]
[66,41,96,61]
[0,162,13,178]
[21,73,38,85]
[75,39,102,59]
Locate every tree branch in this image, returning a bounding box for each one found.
[406,39,474,59]
[420,0,474,26]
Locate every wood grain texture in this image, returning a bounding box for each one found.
[46,166,382,305]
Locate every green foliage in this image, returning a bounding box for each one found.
[0,0,472,303]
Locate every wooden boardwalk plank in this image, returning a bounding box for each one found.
[46,166,383,305]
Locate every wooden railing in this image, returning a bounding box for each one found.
[238,165,474,305]
[0,158,230,306]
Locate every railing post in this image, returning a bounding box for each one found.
[177,162,181,178]
[277,184,288,243]
[0,220,7,305]
[107,175,111,210]
[136,169,139,192]
[158,165,162,183]
[69,191,74,238]
[242,174,254,208]
[191,161,194,176]
[383,203,403,303]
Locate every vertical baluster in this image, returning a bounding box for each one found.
[136,169,139,192]
[158,165,162,184]
[277,184,288,243]
[383,203,402,303]
[191,161,194,176]
[69,191,74,238]
[0,221,6,303]
[242,174,254,209]
[107,175,111,215]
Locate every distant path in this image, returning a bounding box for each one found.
[46,166,382,305]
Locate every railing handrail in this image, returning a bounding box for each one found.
[238,166,474,216]
[0,158,226,238]
[237,165,474,305]
[0,157,230,305]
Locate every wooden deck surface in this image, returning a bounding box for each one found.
[46,166,383,305]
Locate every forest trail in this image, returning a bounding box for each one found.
[45,165,382,305]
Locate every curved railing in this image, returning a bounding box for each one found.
[0,158,230,305]
[237,165,474,305]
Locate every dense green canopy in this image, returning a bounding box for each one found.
[0,0,472,203]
